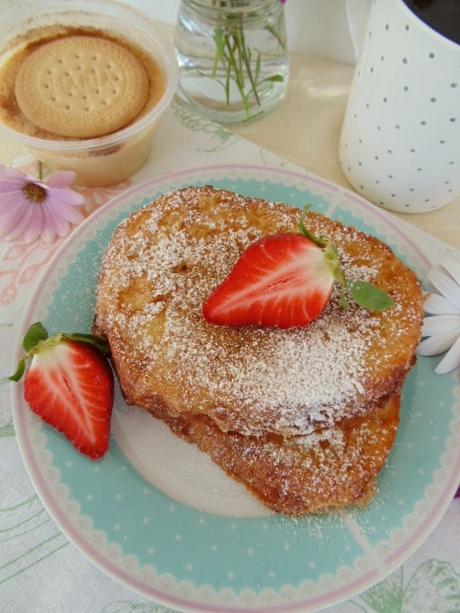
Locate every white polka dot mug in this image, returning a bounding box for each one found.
[339,0,460,213]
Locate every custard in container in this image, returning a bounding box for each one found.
[0,1,178,187]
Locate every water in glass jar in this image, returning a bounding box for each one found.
[175,0,289,123]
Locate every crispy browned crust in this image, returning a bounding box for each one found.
[94,186,423,437]
[145,392,400,515]
[93,186,422,514]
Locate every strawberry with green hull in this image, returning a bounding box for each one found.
[203,233,335,328]
[10,322,113,460]
[203,213,394,329]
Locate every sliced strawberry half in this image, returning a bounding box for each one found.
[10,323,113,459]
[203,233,335,329]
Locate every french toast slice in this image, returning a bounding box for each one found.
[94,186,423,438]
[145,392,401,515]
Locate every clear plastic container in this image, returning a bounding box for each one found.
[0,0,178,187]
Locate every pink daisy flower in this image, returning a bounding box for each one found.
[0,166,85,243]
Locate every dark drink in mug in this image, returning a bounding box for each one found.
[404,0,460,44]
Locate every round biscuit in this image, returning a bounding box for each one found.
[14,35,149,138]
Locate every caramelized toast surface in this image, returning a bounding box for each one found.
[95,187,423,437]
[146,392,401,515]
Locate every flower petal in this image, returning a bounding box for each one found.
[40,222,55,243]
[6,202,35,241]
[49,187,85,207]
[63,189,85,207]
[40,207,57,242]
[424,293,460,315]
[429,269,460,309]
[435,334,460,374]
[57,203,85,224]
[56,220,70,238]
[45,194,84,224]
[46,171,77,189]
[22,204,44,243]
[0,179,27,195]
[42,200,70,239]
[0,191,29,216]
[417,330,460,356]
[0,180,26,194]
[422,314,460,337]
[0,202,28,237]
[441,257,460,287]
[0,186,26,197]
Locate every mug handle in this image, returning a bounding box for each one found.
[345,0,374,62]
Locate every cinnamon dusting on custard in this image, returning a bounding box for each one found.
[0,25,165,140]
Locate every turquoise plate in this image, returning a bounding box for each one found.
[11,165,460,612]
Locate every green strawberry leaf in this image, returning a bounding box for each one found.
[324,242,350,309]
[324,243,345,285]
[23,322,48,352]
[298,208,327,248]
[348,280,395,311]
[9,358,26,382]
[298,212,395,314]
[63,333,110,355]
[8,324,110,384]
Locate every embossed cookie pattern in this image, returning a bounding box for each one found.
[14,35,150,138]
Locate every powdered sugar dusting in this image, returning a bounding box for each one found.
[163,297,378,434]
[95,186,423,437]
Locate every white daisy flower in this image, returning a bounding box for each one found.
[418,257,460,374]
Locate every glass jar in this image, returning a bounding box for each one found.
[175,0,288,124]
